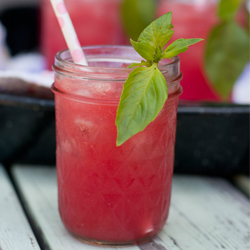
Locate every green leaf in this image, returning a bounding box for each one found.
[204,21,249,100]
[121,0,157,41]
[116,63,168,146]
[126,61,150,68]
[115,12,202,146]
[163,38,203,59]
[130,12,174,62]
[126,63,145,69]
[218,0,243,21]
[130,39,155,61]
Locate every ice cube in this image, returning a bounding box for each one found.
[61,138,76,153]
[92,82,114,96]
[73,81,116,98]
[75,118,95,135]
[74,118,100,141]
[74,88,92,98]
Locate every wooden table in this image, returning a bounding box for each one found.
[0,164,249,250]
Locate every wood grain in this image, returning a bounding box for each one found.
[12,165,250,250]
[11,166,140,250]
[159,176,250,250]
[0,165,40,250]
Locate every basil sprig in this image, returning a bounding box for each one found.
[205,0,249,100]
[116,13,202,146]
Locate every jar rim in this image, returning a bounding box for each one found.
[52,45,182,103]
[53,45,181,82]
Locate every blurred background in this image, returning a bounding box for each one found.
[0,0,249,102]
[0,0,249,175]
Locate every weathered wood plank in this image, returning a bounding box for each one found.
[233,175,250,198]
[0,164,40,250]
[12,166,250,250]
[159,176,250,250]
[11,166,140,250]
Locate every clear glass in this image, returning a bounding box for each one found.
[52,46,182,246]
[40,0,126,69]
[157,0,247,102]
[157,0,219,101]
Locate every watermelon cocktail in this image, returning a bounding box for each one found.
[158,0,219,101]
[52,45,182,244]
[52,11,203,244]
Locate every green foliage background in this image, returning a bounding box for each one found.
[121,0,249,101]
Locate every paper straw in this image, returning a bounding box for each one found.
[49,0,88,66]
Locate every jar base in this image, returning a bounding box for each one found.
[69,230,157,247]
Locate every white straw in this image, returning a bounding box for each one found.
[49,0,88,66]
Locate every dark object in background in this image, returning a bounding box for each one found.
[0,77,54,167]
[0,101,55,167]
[0,7,39,55]
[175,102,249,176]
[0,89,249,177]
[0,77,53,100]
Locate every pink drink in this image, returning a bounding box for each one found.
[158,0,220,101]
[40,0,126,69]
[52,46,182,245]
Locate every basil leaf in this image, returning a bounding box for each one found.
[130,39,155,61]
[163,38,203,59]
[116,63,168,146]
[130,12,174,61]
[204,21,249,100]
[121,0,157,41]
[218,0,242,21]
[126,61,150,69]
[115,12,202,146]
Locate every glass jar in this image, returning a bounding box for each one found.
[158,0,219,101]
[52,45,182,245]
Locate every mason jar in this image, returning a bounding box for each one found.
[52,45,182,245]
[158,0,219,101]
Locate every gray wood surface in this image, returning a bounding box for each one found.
[11,165,250,250]
[0,164,40,250]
